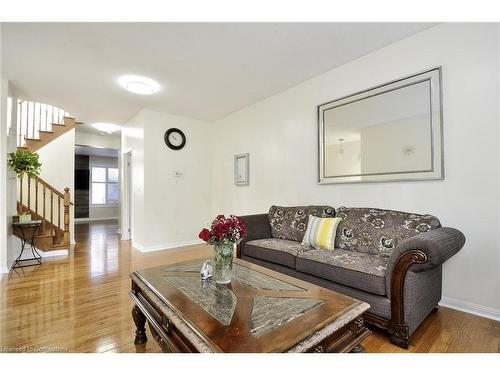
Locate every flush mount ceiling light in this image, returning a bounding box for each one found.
[92,122,121,134]
[118,75,160,95]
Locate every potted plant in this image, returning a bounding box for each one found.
[198,215,247,284]
[8,149,42,222]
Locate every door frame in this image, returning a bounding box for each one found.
[122,150,133,241]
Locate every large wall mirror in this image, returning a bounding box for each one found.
[318,67,443,184]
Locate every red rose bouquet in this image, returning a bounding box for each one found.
[198,214,247,246]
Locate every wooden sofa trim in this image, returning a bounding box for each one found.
[387,249,428,348]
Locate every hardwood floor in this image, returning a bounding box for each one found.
[0,220,498,353]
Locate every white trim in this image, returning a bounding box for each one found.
[132,239,203,253]
[12,248,68,265]
[0,265,9,274]
[75,217,119,223]
[439,296,500,322]
[37,249,69,258]
[121,150,132,241]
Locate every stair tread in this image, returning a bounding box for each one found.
[25,137,41,141]
[51,123,66,127]
[50,244,69,250]
[39,130,54,134]
[34,234,54,238]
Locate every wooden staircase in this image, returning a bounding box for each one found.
[13,99,80,251]
[19,116,82,152]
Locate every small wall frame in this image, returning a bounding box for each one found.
[234,153,249,186]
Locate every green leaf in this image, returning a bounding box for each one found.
[8,149,42,178]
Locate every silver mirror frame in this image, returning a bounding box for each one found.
[318,67,444,184]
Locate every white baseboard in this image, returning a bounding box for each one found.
[132,239,204,253]
[75,217,119,223]
[16,248,69,259]
[439,296,500,322]
[39,249,69,258]
[8,248,69,270]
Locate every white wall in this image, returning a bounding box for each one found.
[326,141,360,176]
[36,129,75,243]
[0,21,8,272]
[88,155,119,220]
[121,111,146,245]
[1,74,22,272]
[75,130,120,149]
[121,108,212,251]
[210,23,500,316]
[360,115,431,174]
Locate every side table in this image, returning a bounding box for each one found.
[11,220,43,268]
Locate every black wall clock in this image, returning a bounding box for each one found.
[164,128,186,150]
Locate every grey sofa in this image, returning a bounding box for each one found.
[237,205,465,348]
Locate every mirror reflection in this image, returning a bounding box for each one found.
[324,80,432,178]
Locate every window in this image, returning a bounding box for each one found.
[91,167,119,205]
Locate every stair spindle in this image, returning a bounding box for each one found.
[63,187,70,243]
[43,185,46,219]
[23,102,28,145]
[17,101,22,146]
[19,174,23,205]
[38,102,42,132]
[35,179,38,214]
[58,197,61,228]
[28,102,33,139]
[27,176,31,210]
[51,190,54,224]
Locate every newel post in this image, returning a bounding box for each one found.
[63,187,70,243]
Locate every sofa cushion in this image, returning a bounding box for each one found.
[243,238,311,269]
[268,205,335,242]
[301,216,342,250]
[335,207,441,258]
[296,249,389,295]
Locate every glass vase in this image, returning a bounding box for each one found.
[213,243,234,284]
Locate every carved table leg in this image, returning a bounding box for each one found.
[132,305,147,345]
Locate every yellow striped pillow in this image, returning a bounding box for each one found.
[301,215,342,251]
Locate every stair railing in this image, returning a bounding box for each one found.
[18,175,72,245]
[16,99,73,147]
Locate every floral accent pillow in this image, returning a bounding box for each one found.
[268,205,335,242]
[334,207,441,257]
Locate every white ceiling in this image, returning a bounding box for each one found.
[2,23,436,129]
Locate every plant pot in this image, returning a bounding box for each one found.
[213,243,234,284]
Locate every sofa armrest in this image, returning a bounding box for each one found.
[384,227,465,347]
[237,214,272,258]
[387,227,466,275]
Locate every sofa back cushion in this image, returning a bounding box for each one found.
[335,207,441,257]
[268,205,335,242]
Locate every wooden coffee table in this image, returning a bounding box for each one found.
[130,258,370,353]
